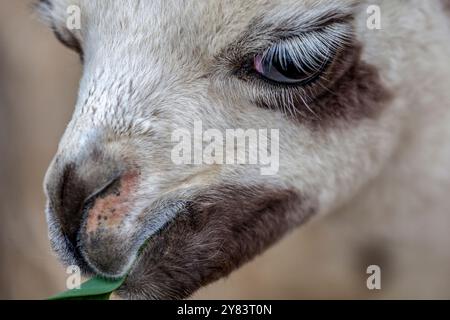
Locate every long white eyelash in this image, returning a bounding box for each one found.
[261,23,353,78]
[259,24,353,119]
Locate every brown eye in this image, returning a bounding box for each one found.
[253,44,331,85]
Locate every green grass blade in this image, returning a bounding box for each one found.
[48,276,126,300]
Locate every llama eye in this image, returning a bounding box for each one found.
[253,44,332,85]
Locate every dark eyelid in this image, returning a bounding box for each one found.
[255,49,335,87]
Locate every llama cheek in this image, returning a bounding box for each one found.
[307,60,393,127]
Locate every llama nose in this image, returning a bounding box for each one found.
[45,157,121,247]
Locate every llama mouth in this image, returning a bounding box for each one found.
[113,185,308,299]
[76,198,190,279]
[47,183,190,280]
[49,183,306,299]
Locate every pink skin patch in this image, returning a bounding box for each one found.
[86,171,140,234]
[254,54,264,74]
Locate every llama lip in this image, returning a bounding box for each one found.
[46,203,95,275]
[78,192,189,278]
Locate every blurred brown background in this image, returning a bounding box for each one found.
[0,0,82,299]
[1,0,448,300]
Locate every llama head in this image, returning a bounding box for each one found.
[38,0,412,299]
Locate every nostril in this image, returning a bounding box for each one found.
[82,170,140,236]
[83,175,122,208]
